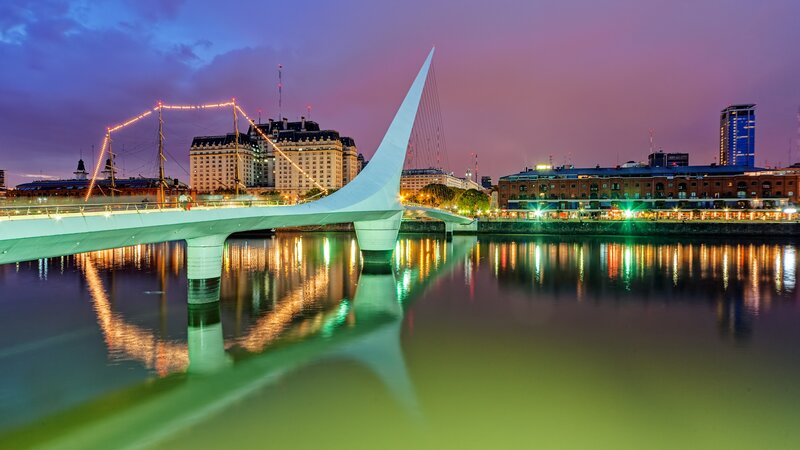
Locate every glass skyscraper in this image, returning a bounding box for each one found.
[719,104,756,167]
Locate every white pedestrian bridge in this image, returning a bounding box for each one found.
[0,49,473,274]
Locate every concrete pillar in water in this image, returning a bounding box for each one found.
[186,235,227,304]
[444,221,454,242]
[187,300,230,374]
[354,212,402,266]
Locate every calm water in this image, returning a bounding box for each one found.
[1,233,800,449]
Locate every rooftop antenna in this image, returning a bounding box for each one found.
[277,64,283,120]
[649,129,655,154]
[258,108,262,124]
[306,104,312,120]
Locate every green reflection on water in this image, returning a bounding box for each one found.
[1,234,799,449]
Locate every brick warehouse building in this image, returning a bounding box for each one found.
[498,165,800,210]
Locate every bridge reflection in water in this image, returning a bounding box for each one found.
[2,233,474,449]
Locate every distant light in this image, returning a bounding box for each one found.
[784,207,797,214]
[535,164,552,171]
[534,209,543,218]
[624,210,634,219]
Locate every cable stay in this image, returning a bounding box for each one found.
[405,62,450,173]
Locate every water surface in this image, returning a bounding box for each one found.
[1,233,799,449]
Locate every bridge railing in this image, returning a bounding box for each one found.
[0,199,289,220]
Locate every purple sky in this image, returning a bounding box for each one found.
[1,0,799,187]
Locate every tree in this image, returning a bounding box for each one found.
[418,183,456,206]
[456,189,490,214]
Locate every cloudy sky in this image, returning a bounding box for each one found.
[1,0,799,187]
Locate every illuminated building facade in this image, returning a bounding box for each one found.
[190,133,256,193]
[248,117,359,197]
[498,164,800,209]
[400,168,484,194]
[720,104,756,167]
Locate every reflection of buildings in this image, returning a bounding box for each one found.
[716,293,753,343]
[65,233,463,377]
[483,237,797,342]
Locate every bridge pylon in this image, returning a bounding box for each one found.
[316,48,434,265]
[354,212,402,266]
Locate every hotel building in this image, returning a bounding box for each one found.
[190,133,256,193]
[246,117,359,197]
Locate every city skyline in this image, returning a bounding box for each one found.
[2,0,800,187]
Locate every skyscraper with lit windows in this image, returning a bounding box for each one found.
[720,104,756,167]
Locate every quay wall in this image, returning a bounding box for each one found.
[280,221,444,233]
[280,219,800,237]
[474,220,800,237]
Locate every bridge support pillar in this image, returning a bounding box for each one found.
[444,222,454,242]
[354,212,402,267]
[186,235,227,304]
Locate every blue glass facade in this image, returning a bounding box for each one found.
[720,104,755,167]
